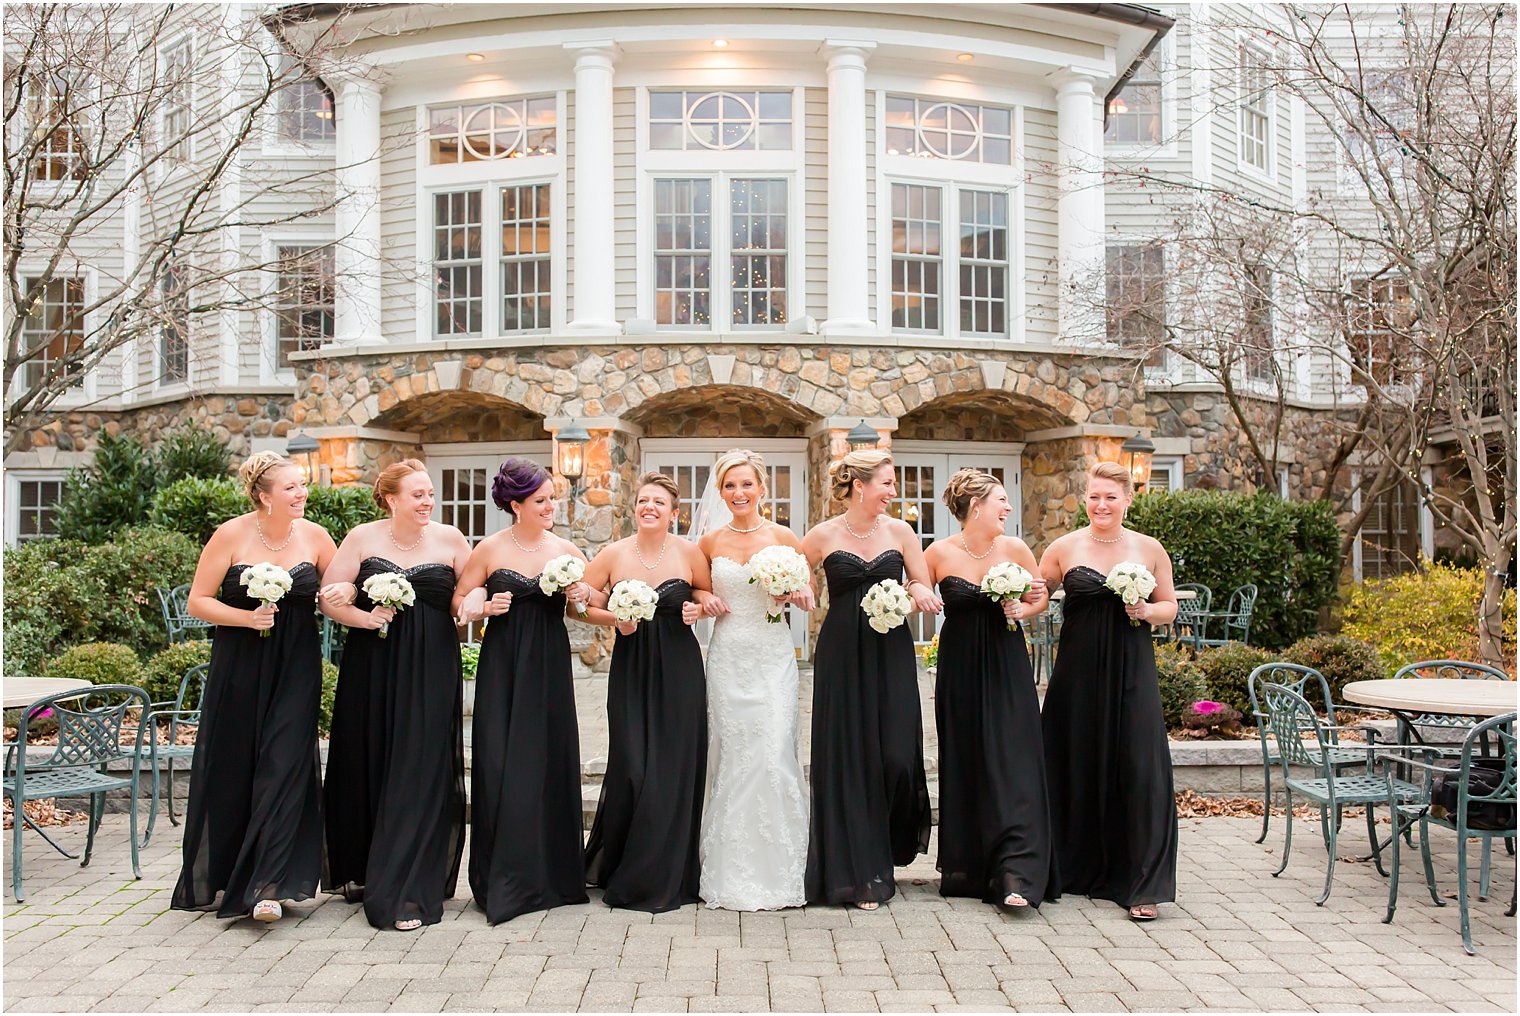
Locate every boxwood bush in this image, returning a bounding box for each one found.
[142,641,214,706]
[1195,642,1275,718]
[1283,634,1385,702]
[304,485,385,545]
[151,476,247,544]
[1155,643,1209,728]
[48,642,145,687]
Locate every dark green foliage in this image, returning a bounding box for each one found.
[1079,490,1340,650]
[1284,634,1385,703]
[1196,642,1275,718]
[304,485,384,545]
[49,642,144,686]
[55,433,159,542]
[151,476,246,543]
[156,427,232,482]
[318,659,340,736]
[142,641,214,706]
[1155,642,1209,728]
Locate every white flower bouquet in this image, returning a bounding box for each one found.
[608,579,659,627]
[862,578,913,634]
[362,571,416,638]
[1104,561,1157,627]
[540,554,588,615]
[747,545,810,623]
[240,562,293,638]
[980,561,1035,632]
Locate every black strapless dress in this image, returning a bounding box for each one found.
[470,568,588,924]
[172,562,324,917]
[1042,565,1177,908]
[805,551,930,905]
[584,578,707,913]
[935,576,1055,907]
[323,558,465,929]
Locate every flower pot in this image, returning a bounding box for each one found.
[462,678,476,718]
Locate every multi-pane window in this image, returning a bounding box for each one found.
[277,59,334,143]
[18,278,84,391]
[434,191,484,336]
[1238,45,1273,173]
[729,179,788,326]
[959,190,1008,336]
[14,478,66,543]
[429,97,556,164]
[275,245,334,367]
[654,179,713,327]
[664,463,711,536]
[1241,263,1275,381]
[27,72,88,180]
[884,96,1012,164]
[1346,277,1414,386]
[1106,51,1162,145]
[438,466,491,544]
[160,263,188,383]
[891,184,942,332]
[161,41,193,162]
[1359,478,1421,580]
[500,184,552,332]
[1106,245,1166,366]
[649,91,792,151]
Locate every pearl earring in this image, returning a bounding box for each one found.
[267,503,273,516]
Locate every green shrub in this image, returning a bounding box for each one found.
[142,641,214,706]
[305,484,384,545]
[157,427,232,483]
[1283,634,1385,701]
[1078,490,1341,650]
[460,644,480,681]
[318,659,340,736]
[49,642,144,687]
[1196,642,1275,718]
[55,432,160,542]
[1342,561,1518,673]
[151,476,246,543]
[1155,643,1209,728]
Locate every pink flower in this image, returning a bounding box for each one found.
[1191,700,1226,715]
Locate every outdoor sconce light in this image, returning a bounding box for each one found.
[286,431,323,487]
[555,422,590,497]
[846,419,879,451]
[1121,432,1156,492]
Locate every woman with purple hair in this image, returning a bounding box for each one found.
[452,457,595,924]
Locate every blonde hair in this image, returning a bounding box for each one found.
[828,449,893,505]
[1088,460,1135,497]
[714,448,767,496]
[635,470,680,505]
[238,452,297,508]
[942,468,1001,523]
[373,459,428,513]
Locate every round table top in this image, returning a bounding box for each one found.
[3,677,93,710]
[1341,679,1518,718]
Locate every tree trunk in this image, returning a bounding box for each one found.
[1477,548,1513,673]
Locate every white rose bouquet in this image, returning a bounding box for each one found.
[240,562,293,638]
[980,561,1035,632]
[608,579,659,627]
[362,572,416,638]
[861,578,913,634]
[747,545,811,623]
[1104,561,1157,627]
[540,554,588,615]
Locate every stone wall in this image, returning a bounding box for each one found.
[14,395,295,459]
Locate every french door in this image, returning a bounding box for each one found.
[887,441,1024,643]
[642,439,809,656]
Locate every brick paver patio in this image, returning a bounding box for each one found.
[3,809,1515,1013]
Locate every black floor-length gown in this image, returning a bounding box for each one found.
[806,551,931,905]
[469,568,588,924]
[1042,565,1177,908]
[935,577,1055,907]
[323,558,465,929]
[584,578,707,913]
[173,562,324,917]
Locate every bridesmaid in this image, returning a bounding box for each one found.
[452,457,593,925]
[318,460,470,931]
[799,449,939,910]
[923,469,1055,910]
[172,452,336,922]
[1039,461,1179,921]
[581,471,714,913]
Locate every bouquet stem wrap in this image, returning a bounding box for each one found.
[362,572,417,639]
[240,563,294,638]
[980,561,1034,632]
[1104,562,1157,627]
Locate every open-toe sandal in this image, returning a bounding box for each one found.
[1128,904,1158,922]
[854,900,880,911]
[252,900,283,923]
[395,919,423,932]
[1003,892,1029,908]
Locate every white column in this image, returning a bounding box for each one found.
[566,43,620,335]
[1055,70,1106,343]
[334,74,382,346]
[821,41,875,335]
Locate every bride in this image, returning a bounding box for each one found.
[692,449,814,910]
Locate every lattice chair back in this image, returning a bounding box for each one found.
[1175,583,1212,614]
[1249,662,1336,726]
[1173,584,1212,646]
[1457,713,1517,831]
[38,686,150,770]
[1228,584,1259,642]
[1392,660,1509,731]
[1258,680,1330,772]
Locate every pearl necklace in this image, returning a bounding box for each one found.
[842,512,882,540]
[726,519,764,534]
[634,535,669,571]
[509,526,547,553]
[255,516,295,553]
[1087,527,1123,545]
[960,532,996,560]
[390,522,425,553]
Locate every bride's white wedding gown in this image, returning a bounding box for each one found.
[699,556,809,910]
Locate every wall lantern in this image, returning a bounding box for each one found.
[1120,432,1156,492]
[846,419,879,451]
[555,422,590,496]
[286,431,322,487]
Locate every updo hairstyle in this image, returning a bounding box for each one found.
[828,449,893,505]
[239,452,297,509]
[713,448,767,494]
[941,468,1000,523]
[1087,460,1135,497]
[635,471,680,505]
[372,459,428,513]
[491,457,553,516]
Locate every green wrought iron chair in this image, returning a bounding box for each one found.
[1384,712,1516,954]
[1029,596,1063,684]
[1258,679,1422,904]
[1389,660,1509,747]
[156,584,210,644]
[140,663,207,843]
[1163,582,1212,651]
[3,685,149,901]
[1199,583,1258,646]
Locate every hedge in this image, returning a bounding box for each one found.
[142,641,215,706]
[1195,642,1275,718]
[1155,643,1209,728]
[48,642,145,687]
[1342,561,1518,673]
[151,477,247,544]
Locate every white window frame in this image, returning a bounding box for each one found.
[268,55,335,154]
[156,259,190,391]
[1150,455,1185,492]
[414,93,567,343]
[423,441,552,545]
[634,85,806,333]
[1105,242,1169,369]
[262,235,335,382]
[158,36,194,167]
[1240,262,1277,386]
[1236,39,1276,180]
[1105,37,1176,156]
[14,272,95,404]
[1349,467,1431,582]
[876,92,1025,345]
[5,469,68,547]
[21,68,92,183]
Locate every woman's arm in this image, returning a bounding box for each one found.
[897,520,942,615]
[579,544,621,628]
[1005,537,1048,623]
[186,520,268,630]
[1128,537,1179,627]
[777,526,816,612]
[319,529,393,631]
[1038,534,1066,591]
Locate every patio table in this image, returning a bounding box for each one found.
[1342,679,1517,719]
[3,678,93,710]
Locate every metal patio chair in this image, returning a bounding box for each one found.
[157,584,210,644]
[140,663,207,843]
